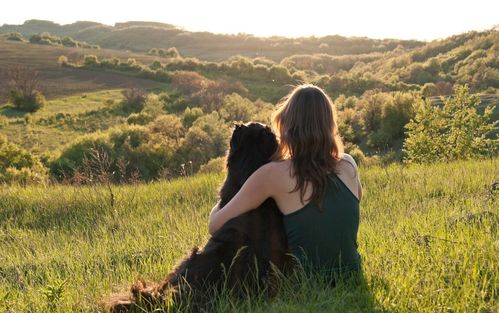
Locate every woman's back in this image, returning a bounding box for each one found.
[269,155,361,216]
[266,154,362,272]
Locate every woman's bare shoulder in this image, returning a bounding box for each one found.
[254,160,293,187]
[337,153,359,179]
[340,153,358,169]
[260,159,290,170]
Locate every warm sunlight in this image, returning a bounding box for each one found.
[2,0,498,39]
[0,0,497,312]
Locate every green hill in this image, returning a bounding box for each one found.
[0,19,425,61]
[0,26,496,182]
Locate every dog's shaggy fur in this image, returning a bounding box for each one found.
[102,122,291,312]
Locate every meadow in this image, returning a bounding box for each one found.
[0,159,497,312]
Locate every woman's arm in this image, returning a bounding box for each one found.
[340,153,363,201]
[208,163,274,235]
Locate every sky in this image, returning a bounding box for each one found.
[1,0,498,40]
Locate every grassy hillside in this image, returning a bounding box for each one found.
[0,37,168,102]
[0,159,497,312]
[0,19,425,61]
[0,27,496,182]
[0,90,132,154]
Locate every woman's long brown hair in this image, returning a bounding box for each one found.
[272,84,344,207]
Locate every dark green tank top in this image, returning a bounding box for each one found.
[283,173,360,274]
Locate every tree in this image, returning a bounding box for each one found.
[179,112,230,171]
[166,47,180,58]
[121,88,146,112]
[403,85,497,163]
[83,54,99,67]
[218,93,256,122]
[6,65,46,112]
[182,107,204,128]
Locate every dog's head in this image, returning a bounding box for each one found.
[226,122,278,187]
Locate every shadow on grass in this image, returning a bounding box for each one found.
[0,104,28,117]
[209,269,391,313]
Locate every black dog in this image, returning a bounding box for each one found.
[103,122,290,312]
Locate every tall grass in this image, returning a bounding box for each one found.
[0,159,497,312]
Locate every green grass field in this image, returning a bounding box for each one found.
[0,90,130,154]
[0,159,497,312]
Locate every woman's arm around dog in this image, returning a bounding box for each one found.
[208,162,277,234]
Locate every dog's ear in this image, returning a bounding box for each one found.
[259,127,278,158]
[230,122,246,150]
[232,121,244,129]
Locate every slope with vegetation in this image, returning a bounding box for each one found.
[0,160,496,312]
[0,26,497,184]
[0,19,425,61]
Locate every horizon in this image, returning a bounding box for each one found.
[2,0,498,41]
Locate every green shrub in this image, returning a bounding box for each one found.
[58,55,69,66]
[0,116,8,128]
[142,94,165,117]
[147,114,185,144]
[49,133,113,181]
[182,107,204,128]
[29,33,42,44]
[0,136,47,185]
[179,112,230,171]
[61,36,78,47]
[404,85,497,163]
[83,55,99,67]
[218,93,256,122]
[121,88,146,113]
[344,143,366,165]
[7,32,24,41]
[50,121,187,182]
[8,90,46,112]
[127,112,154,125]
[199,157,226,174]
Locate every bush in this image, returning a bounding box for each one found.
[7,32,24,41]
[9,90,46,112]
[147,114,185,144]
[344,143,366,165]
[179,112,230,171]
[404,85,497,163]
[368,92,416,149]
[182,107,204,128]
[121,88,146,112]
[218,93,256,122]
[49,133,113,181]
[83,55,99,67]
[58,55,69,66]
[127,112,154,125]
[0,116,8,128]
[0,136,47,185]
[142,94,165,117]
[199,157,226,174]
[29,34,42,44]
[166,47,180,58]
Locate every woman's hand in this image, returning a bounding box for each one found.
[208,163,274,235]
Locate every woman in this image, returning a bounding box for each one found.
[209,84,362,275]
